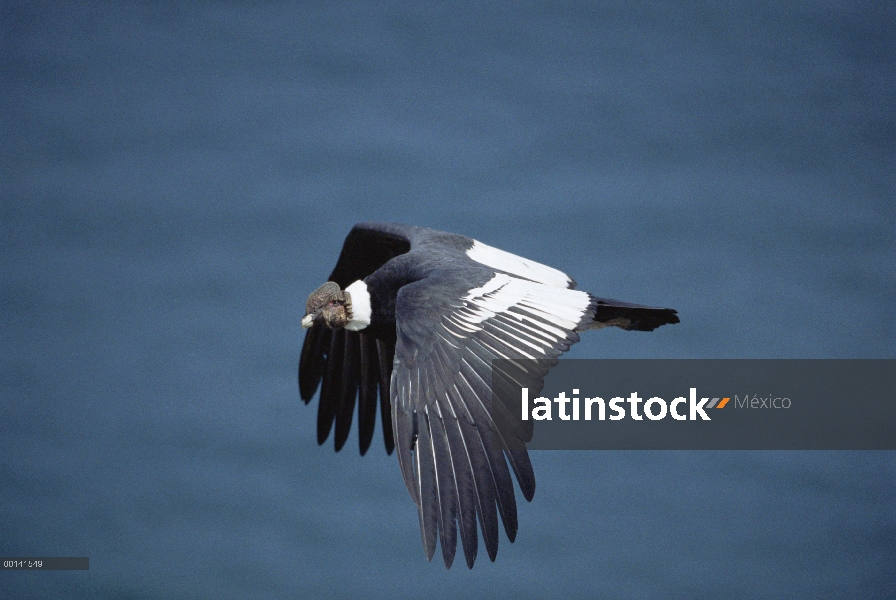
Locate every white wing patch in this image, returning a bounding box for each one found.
[445,273,591,357]
[466,240,574,289]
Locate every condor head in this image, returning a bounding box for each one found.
[301,282,353,330]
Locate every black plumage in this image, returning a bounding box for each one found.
[299,222,679,568]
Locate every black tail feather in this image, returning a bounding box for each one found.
[587,296,680,332]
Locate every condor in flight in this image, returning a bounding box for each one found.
[299,222,679,568]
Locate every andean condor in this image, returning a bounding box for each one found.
[299,222,679,568]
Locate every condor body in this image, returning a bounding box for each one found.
[299,222,679,569]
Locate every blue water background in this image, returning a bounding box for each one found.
[2,2,894,598]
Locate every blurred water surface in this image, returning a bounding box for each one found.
[2,2,894,598]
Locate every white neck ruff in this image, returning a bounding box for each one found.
[344,280,371,331]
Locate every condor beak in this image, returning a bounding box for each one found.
[301,314,315,329]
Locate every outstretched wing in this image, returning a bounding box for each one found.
[390,269,596,568]
[298,223,412,455]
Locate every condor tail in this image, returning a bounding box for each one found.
[584,296,680,332]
